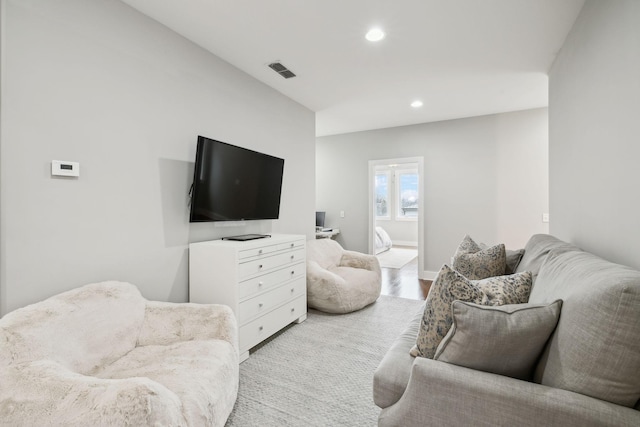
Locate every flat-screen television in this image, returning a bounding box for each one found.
[189,136,285,222]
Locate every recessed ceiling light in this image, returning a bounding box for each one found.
[365,28,385,42]
[411,100,424,108]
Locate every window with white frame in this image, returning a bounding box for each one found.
[395,169,418,220]
[375,171,390,219]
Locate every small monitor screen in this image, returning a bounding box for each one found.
[316,211,325,228]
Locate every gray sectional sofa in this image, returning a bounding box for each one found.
[374,234,640,426]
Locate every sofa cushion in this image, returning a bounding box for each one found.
[530,249,640,408]
[411,265,532,358]
[515,234,580,281]
[373,302,425,409]
[97,339,238,426]
[434,300,562,380]
[452,235,506,279]
[0,281,145,375]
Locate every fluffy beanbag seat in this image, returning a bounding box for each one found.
[0,281,239,426]
[306,239,382,314]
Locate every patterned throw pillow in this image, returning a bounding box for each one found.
[410,265,533,359]
[452,235,506,279]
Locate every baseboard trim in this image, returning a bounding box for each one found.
[392,240,418,247]
[421,270,438,281]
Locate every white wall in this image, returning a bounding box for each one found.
[0,0,315,315]
[549,0,640,270]
[317,108,549,276]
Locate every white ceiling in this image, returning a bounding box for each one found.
[120,0,585,136]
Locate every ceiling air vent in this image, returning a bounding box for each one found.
[268,62,296,79]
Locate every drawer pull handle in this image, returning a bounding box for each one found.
[258,264,263,269]
[258,249,263,254]
[291,308,295,313]
[259,326,263,331]
[259,303,264,308]
[290,243,294,247]
[291,288,294,293]
[258,282,263,287]
[290,255,295,259]
[291,270,295,275]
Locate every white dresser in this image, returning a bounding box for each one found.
[189,234,307,362]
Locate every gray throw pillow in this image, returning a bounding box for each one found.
[410,265,533,358]
[452,235,506,279]
[505,248,525,274]
[434,300,562,380]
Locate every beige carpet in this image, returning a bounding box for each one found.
[376,248,417,269]
[226,295,424,426]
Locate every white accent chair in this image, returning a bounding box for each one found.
[306,239,382,314]
[0,281,239,426]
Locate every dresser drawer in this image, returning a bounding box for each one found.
[238,248,305,279]
[238,277,306,324]
[278,239,305,252]
[239,296,306,352]
[238,243,280,260]
[238,262,305,300]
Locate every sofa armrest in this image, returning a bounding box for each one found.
[137,301,238,353]
[379,357,640,427]
[340,250,381,274]
[0,360,185,425]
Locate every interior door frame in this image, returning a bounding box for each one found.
[368,156,425,279]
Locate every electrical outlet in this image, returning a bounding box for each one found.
[340,210,345,218]
[542,213,550,223]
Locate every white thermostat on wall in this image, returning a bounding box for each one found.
[52,160,80,177]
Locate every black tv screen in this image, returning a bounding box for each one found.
[189,136,285,222]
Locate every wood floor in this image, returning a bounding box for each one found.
[380,256,432,301]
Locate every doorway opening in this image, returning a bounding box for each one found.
[368,157,426,297]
